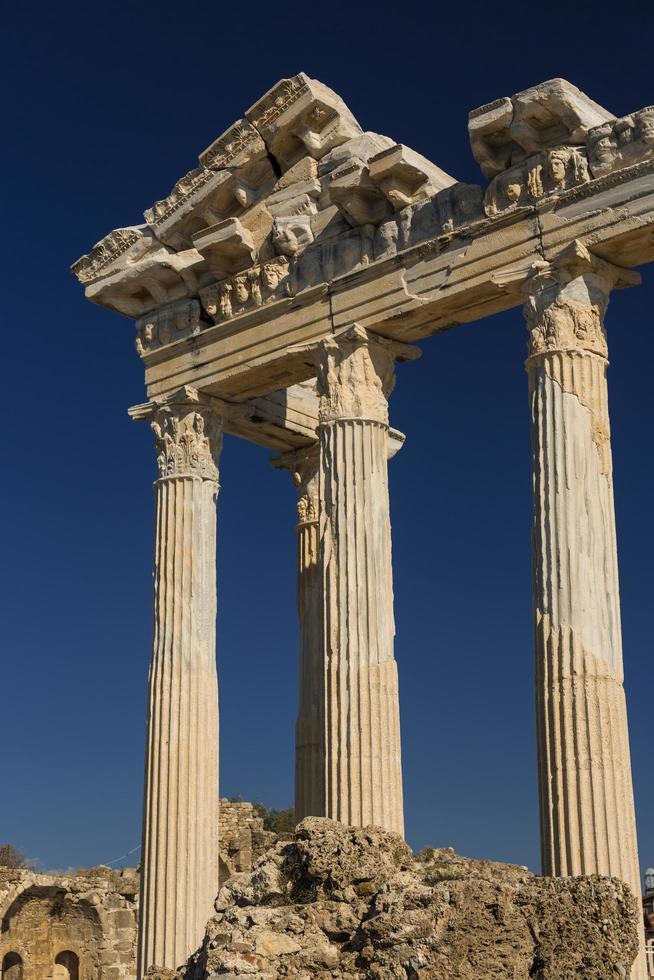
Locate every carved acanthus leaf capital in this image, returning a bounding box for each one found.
[129,386,224,481]
[271,446,319,525]
[309,325,419,425]
[522,242,640,360]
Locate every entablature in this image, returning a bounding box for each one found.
[73,75,654,449]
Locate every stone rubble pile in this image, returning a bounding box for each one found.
[149,818,639,980]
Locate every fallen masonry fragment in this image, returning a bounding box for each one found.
[72,73,654,978]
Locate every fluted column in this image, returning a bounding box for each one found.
[133,387,223,978]
[274,448,323,822]
[315,325,417,835]
[524,243,646,978]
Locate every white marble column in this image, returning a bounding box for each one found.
[314,325,416,836]
[524,244,646,978]
[133,387,223,978]
[274,448,324,822]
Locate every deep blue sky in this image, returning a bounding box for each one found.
[1,0,652,879]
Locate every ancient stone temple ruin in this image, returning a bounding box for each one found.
[0,866,139,980]
[72,74,654,978]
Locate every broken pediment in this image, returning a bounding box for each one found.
[469,79,614,178]
[246,73,362,169]
[144,120,276,250]
[72,225,206,317]
[135,299,204,357]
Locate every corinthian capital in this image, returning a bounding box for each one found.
[314,325,419,425]
[271,446,319,526]
[522,241,640,360]
[130,386,224,481]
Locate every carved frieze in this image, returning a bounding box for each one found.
[293,227,374,292]
[374,181,485,260]
[74,73,653,363]
[484,147,590,215]
[586,106,654,178]
[438,182,485,233]
[199,257,290,323]
[135,299,202,356]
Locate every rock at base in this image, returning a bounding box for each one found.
[149,817,639,980]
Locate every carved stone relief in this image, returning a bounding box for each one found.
[469,78,613,178]
[72,75,653,365]
[484,147,590,215]
[71,227,153,285]
[523,259,610,360]
[199,257,290,323]
[586,107,654,178]
[272,214,315,256]
[150,399,223,481]
[316,327,396,425]
[135,299,202,357]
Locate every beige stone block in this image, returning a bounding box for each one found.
[246,73,362,169]
[368,143,456,209]
[327,159,390,226]
[469,78,613,178]
[192,217,256,277]
[254,931,302,957]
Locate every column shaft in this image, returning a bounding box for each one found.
[315,326,414,835]
[320,417,403,832]
[524,249,645,978]
[136,393,222,977]
[294,454,323,821]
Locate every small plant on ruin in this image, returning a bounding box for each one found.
[0,844,35,869]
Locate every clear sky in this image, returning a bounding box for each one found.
[1,0,652,880]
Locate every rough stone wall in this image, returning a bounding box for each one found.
[0,866,138,980]
[218,800,278,887]
[0,801,276,979]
